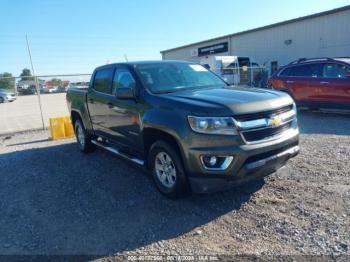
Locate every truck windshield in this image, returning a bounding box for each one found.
[136,63,226,94]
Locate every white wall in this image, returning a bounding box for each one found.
[162,9,350,69]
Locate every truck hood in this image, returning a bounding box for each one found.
[161,86,293,115]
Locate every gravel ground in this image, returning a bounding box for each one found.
[0,109,349,259]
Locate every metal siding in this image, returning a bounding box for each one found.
[162,9,350,67]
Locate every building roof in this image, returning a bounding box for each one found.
[160,5,350,54]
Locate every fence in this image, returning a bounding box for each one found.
[0,66,272,136]
[216,65,270,88]
[0,74,91,135]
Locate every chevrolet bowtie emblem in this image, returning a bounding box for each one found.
[270,116,282,126]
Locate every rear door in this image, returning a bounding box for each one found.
[319,63,350,108]
[87,67,115,137]
[277,65,310,103]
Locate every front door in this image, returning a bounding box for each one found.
[104,66,143,154]
[319,63,350,109]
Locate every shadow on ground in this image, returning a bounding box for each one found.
[297,109,350,136]
[0,142,264,256]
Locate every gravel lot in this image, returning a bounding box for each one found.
[0,109,349,259]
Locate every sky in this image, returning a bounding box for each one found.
[1,0,349,79]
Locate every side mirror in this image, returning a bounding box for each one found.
[116,87,134,99]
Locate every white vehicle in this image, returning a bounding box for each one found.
[200,56,260,86]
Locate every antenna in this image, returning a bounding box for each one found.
[124,54,129,62]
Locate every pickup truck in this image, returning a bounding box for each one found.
[66,60,299,198]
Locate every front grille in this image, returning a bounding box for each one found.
[235,104,293,122]
[242,122,292,143]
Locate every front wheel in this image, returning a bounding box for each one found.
[149,141,189,198]
[74,119,95,153]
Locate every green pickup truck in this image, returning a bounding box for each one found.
[66,60,299,198]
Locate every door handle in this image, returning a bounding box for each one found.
[320,81,329,84]
[88,98,94,103]
[286,80,294,84]
[107,102,113,108]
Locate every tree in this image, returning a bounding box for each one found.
[0,72,15,90]
[51,78,62,87]
[20,68,34,81]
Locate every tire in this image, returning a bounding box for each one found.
[74,119,95,153]
[0,97,4,103]
[148,141,189,198]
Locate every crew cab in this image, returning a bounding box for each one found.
[66,60,299,198]
[268,57,350,110]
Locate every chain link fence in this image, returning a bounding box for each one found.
[0,74,91,135]
[0,65,274,135]
[0,61,276,136]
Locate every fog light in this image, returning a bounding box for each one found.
[209,156,217,166]
[202,156,217,167]
[201,155,234,170]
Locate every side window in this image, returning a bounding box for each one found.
[281,64,322,78]
[93,68,114,94]
[112,68,136,95]
[323,63,348,78]
[293,65,311,77]
[308,63,323,78]
[280,67,293,76]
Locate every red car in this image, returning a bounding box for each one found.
[267,57,350,110]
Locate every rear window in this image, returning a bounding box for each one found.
[93,68,114,94]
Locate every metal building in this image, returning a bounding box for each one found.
[160,5,350,75]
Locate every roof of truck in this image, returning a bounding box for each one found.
[94,60,193,71]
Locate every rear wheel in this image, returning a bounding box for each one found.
[74,119,95,153]
[149,141,189,198]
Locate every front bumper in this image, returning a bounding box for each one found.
[183,128,299,193]
[189,144,299,193]
[4,96,16,102]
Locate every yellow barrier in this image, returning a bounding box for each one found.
[49,116,75,140]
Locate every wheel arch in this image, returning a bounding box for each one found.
[143,128,186,170]
[70,110,82,126]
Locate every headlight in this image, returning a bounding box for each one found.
[188,116,237,135]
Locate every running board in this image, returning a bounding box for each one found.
[91,140,144,166]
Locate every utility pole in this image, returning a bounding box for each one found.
[26,35,45,130]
